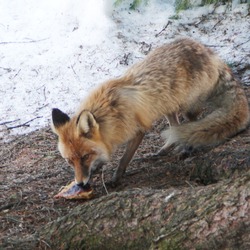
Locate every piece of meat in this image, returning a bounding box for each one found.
[54,181,93,200]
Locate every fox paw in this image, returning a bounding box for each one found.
[175,145,194,160]
[106,179,121,188]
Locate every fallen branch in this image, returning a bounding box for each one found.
[234,38,250,49]
[0,119,20,126]
[11,69,21,79]
[195,15,208,26]
[36,103,49,112]
[155,21,171,37]
[71,64,77,76]
[211,17,223,31]
[7,116,42,130]
[101,166,109,195]
[206,44,227,48]
[0,67,12,72]
[119,53,131,66]
[0,38,49,45]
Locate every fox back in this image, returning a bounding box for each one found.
[52,38,249,185]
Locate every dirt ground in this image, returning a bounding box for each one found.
[0,86,249,249]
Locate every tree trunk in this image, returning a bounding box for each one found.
[38,170,250,250]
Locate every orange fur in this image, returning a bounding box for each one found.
[52,38,249,185]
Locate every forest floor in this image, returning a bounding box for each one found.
[1,85,249,249]
[1,4,250,248]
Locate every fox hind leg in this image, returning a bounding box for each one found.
[184,105,202,122]
[161,106,203,157]
[166,112,180,126]
[156,112,180,156]
[176,105,203,155]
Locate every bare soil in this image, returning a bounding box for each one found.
[0,87,249,249]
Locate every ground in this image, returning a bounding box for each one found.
[0,86,249,249]
[0,3,250,248]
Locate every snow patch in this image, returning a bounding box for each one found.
[0,1,249,141]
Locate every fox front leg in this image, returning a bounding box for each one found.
[111,131,145,186]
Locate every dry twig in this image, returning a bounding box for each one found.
[0,119,20,126]
[234,39,250,49]
[7,116,42,130]
[0,38,49,45]
[155,21,171,37]
[101,166,109,195]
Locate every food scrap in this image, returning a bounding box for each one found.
[54,181,93,200]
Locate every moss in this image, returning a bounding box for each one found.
[175,0,192,12]
[196,0,231,8]
[169,14,181,20]
[150,233,187,250]
[114,0,149,10]
[114,0,231,14]
[175,0,231,13]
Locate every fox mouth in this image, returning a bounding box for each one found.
[76,182,92,191]
[91,158,106,174]
[77,158,107,185]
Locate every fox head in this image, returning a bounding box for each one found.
[51,108,110,184]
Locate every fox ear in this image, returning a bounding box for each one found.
[52,108,70,132]
[77,111,98,138]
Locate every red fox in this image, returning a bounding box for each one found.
[52,38,249,186]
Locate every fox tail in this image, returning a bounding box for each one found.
[162,77,249,149]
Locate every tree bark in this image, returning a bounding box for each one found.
[38,170,250,250]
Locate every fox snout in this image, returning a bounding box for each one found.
[73,157,91,185]
[73,156,107,185]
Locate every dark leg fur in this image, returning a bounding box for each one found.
[110,131,145,187]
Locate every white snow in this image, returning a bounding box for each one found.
[0,0,249,141]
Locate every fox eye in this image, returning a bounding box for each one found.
[81,154,90,162]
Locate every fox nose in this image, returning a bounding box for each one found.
[75,177,89,185]
[82,176,90,185]
[74,162,91,185]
